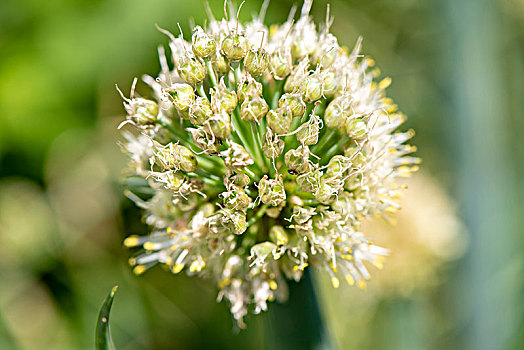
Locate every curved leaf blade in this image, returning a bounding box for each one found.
[95,285,118,350]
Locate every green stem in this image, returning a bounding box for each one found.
[205,59,218,87]
[247,204,269,226]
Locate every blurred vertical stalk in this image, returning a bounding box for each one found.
[442,0,520,349]
[264,269,331,350]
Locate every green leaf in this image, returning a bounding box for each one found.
[95,285,118,350]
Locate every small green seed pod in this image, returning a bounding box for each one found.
[127,98,159,125]
[262,130,285,159]
[176,55,206,85]
[244,48,269,77]
[326,155,351,178]
[296,114,321,146]
[278,93,306,118]
[227,173,250,187]
[296,167,322,193]
[221,33,248,61]
[258,175,286,206]
[222,187,251,212]
[189,96,212,126]
[222,209,247,235]
[284,146,310,175]
[205,111,232,139]
[188,127,221,154]
[269,49,292,80]
[241,93,268,122]
[325,96,350,129]
[302,73,323,103]
[269,225,289,246]
[250,241,278,265]
[192,26,217,58]
[222,142,254,169]
[167,83,195,111]
[156,143,197,172]
[267,107,293,134]
[237,75,263,103]
[164,171,186,191]
[211,49,229,75]
[284,59,309,93]
[315,180,338,204]
[211,78,238,114]
[345,118,368,140]
[322,71,338,98]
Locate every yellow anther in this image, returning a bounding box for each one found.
[218,277,231,289]
[123,236,140,247]
[128,257,136,266]
[357,280,367,290]
[345,274,355,285]
[379,77,392,89]
[170,245,179,251]
[366,58,375,67]
[269,280,278,290]
[341,254,353,261]
[133,265,146,275]
[401,184,408,190]
[143,242,156,251]
[167,227,172,233]
[331,276,340,288]
[172,263,184,274]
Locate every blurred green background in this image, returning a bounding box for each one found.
[0,0,523,349]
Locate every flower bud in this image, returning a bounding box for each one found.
[285,146,310,174]
[326,155,351,178]
[250,241,278,266]
[221,209,247,235]
[156,143,198,172]
[237,75,263,103]
[322,71,337,98]
[325,96,350,129]
[176,55,206,85]
[292,206,316,224]
[211,78,238,114]
[296,114,321,146]
[192,26,216,58]
[315,180,338,204]
[296,167,322,192]
[345,118,368,139]
[221,142,254,169]
[222,187,251,212]
[211,49,229,74]
[221,33,248,61]
[164,171,186,191]
[167,83,195,111]
[189,96,212,126]
[302,73,323,103]
[262,130,285,159]
[269,50,292,80]
[244,49,268,77]
[227,173,250,187]
[284,59,309,93]
[205,111,232,139]
[241,93,268,122]
[278,93,306,118]
[126,98,159,125]
[258,175,286,206]
[188,127,221,154]
[267,107,293,134]
[269,225,289,246]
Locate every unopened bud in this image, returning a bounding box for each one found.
[192,26,216,58]
[156,143,198,172]
[322,71,338,98]
[326,155,351,178]
[205,111,232,139]
[211,49,229,74]
[269,50,292,80]
[211,78,238,114]
[167,83,195,111]
[127,98,159,125]
[222,187,251,212]
[296,167,322,192]
[228,173,250,187]
[241,93,268,122]
[315,180,338,204]
[164,171,186,191]
[189,127,221,154]
[278,93,306,118]
[285,146,310,174]
[325,96,350,129]
[269,225,289,246]
[345,118,368,140]
[296,114,321,146]
[221,33,248,61]
[250,241,278,266]
[262,130,285,159]
[244,49,268,77]
[302,73,323,103]
[221,142,254,169]
[258,175,286,206]
[221,209,247,235]
[176,55,206,85]
[237,75,263,103]
[267,107,293,134]
[189,96,212,126]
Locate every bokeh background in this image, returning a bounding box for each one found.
[0,0,523,349]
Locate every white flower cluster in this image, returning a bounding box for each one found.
[118,0,419,327]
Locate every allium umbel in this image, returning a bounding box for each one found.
[118,0,420,327]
